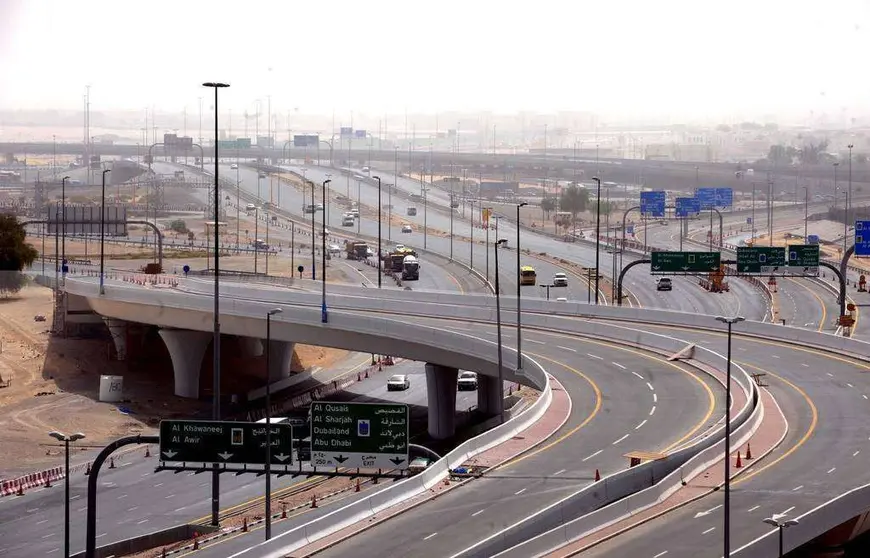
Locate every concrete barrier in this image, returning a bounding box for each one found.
[68,523,218,558]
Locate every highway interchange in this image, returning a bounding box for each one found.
[4,156,870,558]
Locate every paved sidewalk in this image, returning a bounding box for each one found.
[290,376,571,557]
[546,385,785,557]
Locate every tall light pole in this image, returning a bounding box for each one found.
[202,80,229,527]
[847,143,854,254]
[310,180,316,280]
[99,169,111,295]
[254,207,259,274]
[49,431,85,558]
[763,517,799,557]
[803,186,809,241]
[263,307,282,540]
[61,176,69,273]
[715,314,745,558]
[321,179,331,323]
[494,238,508,423]
[516,202,528,374]
[592,177,602,304]
[374,176,383,288]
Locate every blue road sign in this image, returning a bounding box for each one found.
[715,188,733,208]
[675,197,701,217]
[746,217,753,224]
[696,188,717,210]
[640,191,666,217]
[855,221,870,256]
[626,224,635,235]
[807,235,819,245]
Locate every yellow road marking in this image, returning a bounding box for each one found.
[785,277,827,332]
[732,362,818,485]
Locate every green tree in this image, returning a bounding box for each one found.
[169,219,189,234]
[559,185,590,225]
[0,215,37,296]
[540,196,557,218]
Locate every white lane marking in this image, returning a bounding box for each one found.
[613,434,630,445]
[76,506,86,512]
[827,373,834,377]
[847,383,854,388]
[647,382,655,391]
[127,506,139,512]
[41,534,55,539]
[632,371,644,379]
[737,347,747,352]
[26,508,39,513]
[165,494,175,499]
[747,505,761,512]
[793,485,803,491]
[781,506,795,515]
[654,552,669,558]
[854,450,861,457]
[557,346,577,352]
[587,353,603,360]
[174,507,187,513]
[801,363,809,367]
[515,488,527,495]
[653,393,658,403]
[702,527,716,535]
[46,550,59,555]
[70,495,81,501]
[423,533,438,541]
[472,509,485,517]
[636,420,648,430]
[141,473,150,478]
[771,355,780,359]
[612,362,626,369]
[827,467,837,474]
[96,533,107,539]
[650,406,657,416]
[137,519,149,525]
[117,494,127,500]
[153,483,163,487]
[36,519,48,525]
[527,339,545,345]
[582,450,603,462]
[864,395,869,400]
[553,469,566,476]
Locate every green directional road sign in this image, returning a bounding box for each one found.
[158,420,294,465]
[787,244,820,275]
[310,401,409,470]
[736,246,786,273]
[650,251,720,275]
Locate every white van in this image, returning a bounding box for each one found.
[245,203,256,212]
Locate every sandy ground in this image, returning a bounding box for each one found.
[0,283,349,479]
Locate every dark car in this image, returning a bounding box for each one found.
[656,278,673,291]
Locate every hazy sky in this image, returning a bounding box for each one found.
[2,0,869,121]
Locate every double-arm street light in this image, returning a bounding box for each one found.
[592,176,602,304]
[202,80,229,527]
[763,516,799,557]
[264,307,282,540]
[715,314,745,558]
[494,238,508,423]
[49,431,85,558]
[516,202,528,374]
[373,176,383,288]
[321,179,331,323]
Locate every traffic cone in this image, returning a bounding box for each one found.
[85,463,91,476]
[735,451,743,468]
[594,469,601,482]
[311,494,318,508]
[192,536,199,550]
[355,478,361,492]
[44,474,51,488]
[145,447,151,458]
[281,503,287,519]
[109,458,116,469]
[378,362,382,372]
[16,482,23,496]
[242,517,248,532]
[365,369,369,379]
[745,443,753,460]
[357,372,361,382]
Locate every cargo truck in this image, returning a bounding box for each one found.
[345,240,369,260]
[401,255,420,280]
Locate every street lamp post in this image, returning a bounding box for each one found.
[763,517,799,557]
[49,431,85,558]
[516,202,528,373]
[715,314,745,558]
[61,176,69,273]
[494,238,508,423]
[847,144,854,254]
[374,176,383,288]
[202,80,229,527]
[449,184,455,260]
[803,186,809,241]
[592,177,602,304]
[99,169,111,294]
[310,180,316,280]
[254,207,259,274]
[264,308,282,540]
[321,179,331,323]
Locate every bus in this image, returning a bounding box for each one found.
[520,266,537,286]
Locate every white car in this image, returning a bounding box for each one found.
[457,371,478,391]
[387,374,410,391]
[401,224,413,233]
[230,163,238,169]
[553,272,568,287]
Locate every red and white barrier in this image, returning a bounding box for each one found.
[0,466,65,496]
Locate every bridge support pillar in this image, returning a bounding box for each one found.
[102,318,128,361]
[425,363,458,440]
[476,374,503,417]
[158,329,212,399]
[238,336,263,357]
[266,341,295,381]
